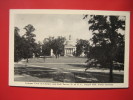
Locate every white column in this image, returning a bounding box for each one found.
[72,48,73,54]
[64,49,66,56]
[66,49,67,54]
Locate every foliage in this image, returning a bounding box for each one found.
[33,41,42,57]
[14,27,23,62]
[22,24,36,62]
[76,39,90,56]
[42,36,66,56]
[14,24,37,62]
[85,15,125,82]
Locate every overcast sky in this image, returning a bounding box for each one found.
[14,14,92,43]
[14,14,125,44]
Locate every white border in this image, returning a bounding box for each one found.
[9,9,130,88]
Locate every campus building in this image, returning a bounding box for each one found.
[64,35,76,56]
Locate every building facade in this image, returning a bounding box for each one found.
[64,35,76,56]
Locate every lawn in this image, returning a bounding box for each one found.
[14,57,124,83]
[28,56,87,63]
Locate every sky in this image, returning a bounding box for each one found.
[14,14,92,43]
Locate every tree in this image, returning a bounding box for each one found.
[23,24,36,62]
[42,37,54,56]
[34,41,42,57]
[85,15,125,82]
[14,27,23,62]
[52,36,66,56]
[76,39,90,56]
[42,36,66,57]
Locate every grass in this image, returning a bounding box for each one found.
[14,56,124,83]
[27,56,87,63]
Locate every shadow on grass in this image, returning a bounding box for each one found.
[14,66,124,83]
[73,72,124,83]
[15,67,55,78]
[15,66,74,82]
[67,64,86,68]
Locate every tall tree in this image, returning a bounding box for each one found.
[76,39,90,56]
[52,36,66,56]
[85,15,125,82]
[42,36,66,56]
[42,37,54,56]
[14,27,22,62]
[23,24,36,62]
[34,41,42,57]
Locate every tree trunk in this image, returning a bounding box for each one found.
[109,61,113,82]
[26,58,29,63]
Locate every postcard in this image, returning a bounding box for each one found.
[9,9,130,88]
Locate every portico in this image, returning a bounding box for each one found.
[64,35,76,56]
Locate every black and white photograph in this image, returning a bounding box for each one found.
[9,9,130,88]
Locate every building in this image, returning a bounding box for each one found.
[64,35,76,56]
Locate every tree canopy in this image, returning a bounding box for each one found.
[85,15,125,82]
[42,36,66,56]
[22,24,36,62]
[14,24,38,62]
[76,39,90,56]
[14,27,22,62]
